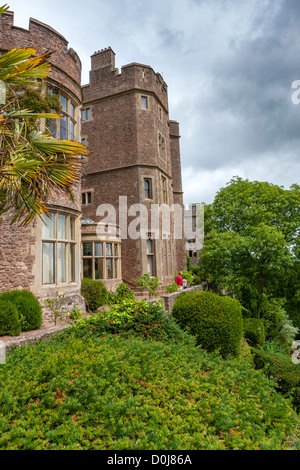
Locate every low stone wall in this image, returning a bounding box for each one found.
[0,285,204,355]
[0,324,69,352]
[147,285,203,314]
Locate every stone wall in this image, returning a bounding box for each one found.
[81,49,186,286]
[0,11,82,102]
[0,11,84,326]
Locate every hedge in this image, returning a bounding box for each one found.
[0,290,42,332]
[0,300,21,336]
[172,291,243,357]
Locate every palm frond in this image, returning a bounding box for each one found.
[0,4,9,16]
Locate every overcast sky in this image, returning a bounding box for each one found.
[6,0,300,204]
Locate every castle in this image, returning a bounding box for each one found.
[0,11,186,323]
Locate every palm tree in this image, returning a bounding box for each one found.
[0,4,88,225]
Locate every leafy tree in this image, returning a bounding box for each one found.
[0,4,88,225]
[199,177,300,319]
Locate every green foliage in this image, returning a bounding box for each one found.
[67,305,84,322]
[0,290,42,331]
[165,283,179,293]
[252,344,300,412]
[134,273,161,298]
[70,298,194,346]
[239,336,254,366]
[0,333,298,450]
[44,292,67,326]
[0,300,21,336]
[14,83,61,118]
[243,318,265,347]
[277,313,299,345]
[81,279,108,312]
[108,283,135,305]
[260,297,285,339]
[172,291,243,358]
[199,177,300,320]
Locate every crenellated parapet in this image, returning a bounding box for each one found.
[0,11,82,101]
[83,47,169,112]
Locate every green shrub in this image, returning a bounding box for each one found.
[243,318,265,347]
[165,283,179,293]
[252,346,300,412]
[68,298,195,346]
[0,300,21,336]
[172,291,243,357]
[0,290,42,331]
[81,278,108,312]
[239,336,254,366]
[261,298,285,339]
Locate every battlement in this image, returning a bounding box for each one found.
[0,10,82,97]
[83,48,168,110]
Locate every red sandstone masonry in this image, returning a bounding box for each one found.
[0,11,82,102]
[81,49,186,285]
[0,12,83,317]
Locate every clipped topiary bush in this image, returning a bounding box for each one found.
[0,290,42,332]
[0,300,21,336]
[81,278,108,312]
[243,318,265,347]
[172,291,243,357]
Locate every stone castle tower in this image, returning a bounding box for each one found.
[80,48,187,287]
[0,11,85,320]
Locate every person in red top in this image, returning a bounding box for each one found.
[175,271,183,290]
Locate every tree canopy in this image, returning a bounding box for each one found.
[199,176,300,321]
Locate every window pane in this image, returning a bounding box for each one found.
[57,214,66,239]
[46,118,57,138]
[82,193,86,205]
[83,258,92,278]
[57,243,66,283]
[146,239,152,254]
[114,244,119,257]
[42,213,55,238]
[70,217,75,241]
[144,179,150,198]
[81,109,85,121]
[114,258,118,278]
[83,243,92,256]
[107,258,113,279]
[86,108,90,120]
[60,95,68,112]
[87,192,92,204]
[106,243,112,256]
[70,102,75,118]
[70,120,74,140]
[42,242,55,284]
[94,242,103,257]
[60,115,68,140]
[95,258,104,280]
[141,96,148,108]
[147,255,153,276]
[70,244,75,282]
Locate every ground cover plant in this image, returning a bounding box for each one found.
[0,325,299,450]
[77,298,195,346]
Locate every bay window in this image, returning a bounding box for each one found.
[82,240,121,281]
